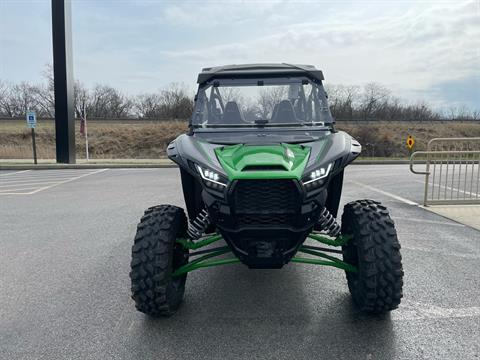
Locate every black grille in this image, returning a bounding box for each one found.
[233,180,298,226]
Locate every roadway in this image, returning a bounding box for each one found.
[0,165,479,359]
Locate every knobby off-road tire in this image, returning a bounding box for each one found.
[341,199,403,314]
[130,205,189,317]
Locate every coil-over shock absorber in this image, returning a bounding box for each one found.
[187,208,210,240]
[317,207,341,237]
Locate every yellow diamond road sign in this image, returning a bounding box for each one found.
[406,135,415,150]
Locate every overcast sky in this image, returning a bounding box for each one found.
[0,0,479,110]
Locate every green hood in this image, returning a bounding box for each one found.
[215,143,310,180]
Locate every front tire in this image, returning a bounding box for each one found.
[341,199,403,314]
[130,205,189,317]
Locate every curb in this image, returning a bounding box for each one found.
[353,160,412,165]
[0,159,415,170]
[0,163,178,170]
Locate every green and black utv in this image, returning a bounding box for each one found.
[130,64,403,316]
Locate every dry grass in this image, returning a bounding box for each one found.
[1,119,479,159]
[338,121,480,157]
[0,120,186,159]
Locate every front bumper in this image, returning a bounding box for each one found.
[202,178,327,268]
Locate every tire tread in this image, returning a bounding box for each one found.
[342,199,404,314]
[129,205,188,317]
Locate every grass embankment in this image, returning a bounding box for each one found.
[0,120,186,159]
[338,121,480,157]
[1,119,479,159]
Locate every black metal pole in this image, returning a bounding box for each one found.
[31,128,37,165]
[51,0,75,163]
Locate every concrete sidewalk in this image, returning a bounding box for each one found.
[425,205,480,231]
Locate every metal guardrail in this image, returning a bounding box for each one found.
[410,138,480,206]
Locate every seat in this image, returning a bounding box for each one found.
[271,103,279,120]
[223,101,244,124]
[271,100,297,124]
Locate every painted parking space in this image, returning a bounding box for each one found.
[0,169,108,195]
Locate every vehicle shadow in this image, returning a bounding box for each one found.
[124,263,397,360]
[306,293,397,359]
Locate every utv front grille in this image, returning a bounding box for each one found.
[233,179,299,226]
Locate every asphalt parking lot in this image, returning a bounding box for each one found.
[1,165,479,360]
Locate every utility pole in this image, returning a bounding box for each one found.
[51,0,76,163]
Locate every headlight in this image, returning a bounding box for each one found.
[195,164,228,190]
[302,163,332,189]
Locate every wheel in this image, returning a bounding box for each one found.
[341,199,403,314]
[130,205,189,316]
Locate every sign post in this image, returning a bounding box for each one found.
[80,115,89,161]
[26,111,38,164]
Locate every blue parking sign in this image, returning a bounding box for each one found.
[26,111,37,128]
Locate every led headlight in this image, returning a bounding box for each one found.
[195,164,228,190]
[302,163,332,189]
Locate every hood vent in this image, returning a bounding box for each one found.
[242,165,286,171]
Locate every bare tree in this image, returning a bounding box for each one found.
[0,80,7,101]
[257,86,287,119]
[135,93,162,118]
[74,81,90,119]
[325,84,361,120]
[324,84,341,116]
[89,85,133,118]
[218,87,242,103]
[342,85,361,120]
[0,82,37,117]
[159,83,194,119]
[31,65,55,117]
[471,109,480,121]
[134,83,194,119]
[30,84,54,117]
[1,65,478,122]
[0,80,14,117]
[359,83,391,121]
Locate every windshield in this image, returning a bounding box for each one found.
[191,77,333,128]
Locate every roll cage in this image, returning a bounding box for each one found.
[189,64,335,132]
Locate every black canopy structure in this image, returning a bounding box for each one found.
[197,63,325,85]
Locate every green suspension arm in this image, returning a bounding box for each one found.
[176,233,222,250]
[172,247,240,277]
[173,232,357,277]
[308,232,353,247]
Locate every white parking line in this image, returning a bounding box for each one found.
[415,179,476,197]
[392,216,464,227]
[0,187,42,194]
[0,176,80,187]
[393,300,480,321]
[402,245,478,259]
[0,169,108,195]
[0,170,31,177]
[349,181,418,205]
[28,169,109,194]
[1,171,88,180]
[114,168,159,171]
[0,181,57,191]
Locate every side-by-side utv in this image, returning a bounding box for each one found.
[130,64,403,316]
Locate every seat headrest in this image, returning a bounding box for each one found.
[271,100,297,124]
[223,101,243,123]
